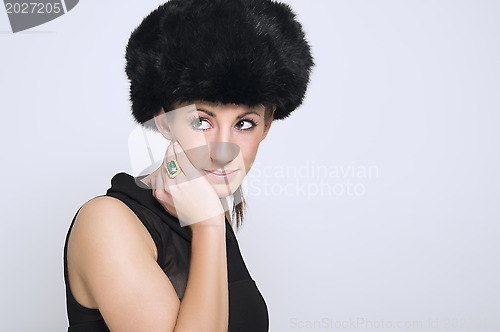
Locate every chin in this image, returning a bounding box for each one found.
[212,183,240,198]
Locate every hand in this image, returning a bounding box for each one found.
[150,141,225,229]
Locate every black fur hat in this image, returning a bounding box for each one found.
[125,0,314,129]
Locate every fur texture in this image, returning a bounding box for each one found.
[125,0,314,128]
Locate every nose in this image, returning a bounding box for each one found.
[209,142,240,168]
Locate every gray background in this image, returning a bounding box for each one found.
[1,0,499,331]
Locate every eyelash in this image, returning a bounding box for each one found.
[188,116,258,131]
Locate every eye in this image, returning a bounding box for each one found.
[235,119,257,131]
[190,117,211,130]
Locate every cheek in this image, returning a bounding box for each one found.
[172,127,211,168]
[238,137,261,171]
[174,127,208,149]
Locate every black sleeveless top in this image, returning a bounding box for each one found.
[63,172,269,331]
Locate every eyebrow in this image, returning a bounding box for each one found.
[189,108,263,119]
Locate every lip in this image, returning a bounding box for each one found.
[203,169,239,182]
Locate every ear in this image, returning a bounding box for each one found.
[154,107,174,140]
[260,105,276,142]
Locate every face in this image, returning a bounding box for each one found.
[154,101,274,198]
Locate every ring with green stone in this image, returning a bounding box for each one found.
[165,159,182,179]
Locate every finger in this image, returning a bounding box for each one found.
[172,141,203,179]
[163,155,186,186]
[160,155,174,191]
[152,165,178,214]
[164,140,175,166]
[163,142,191,185]
[158,164,176,204]
[163,140,182,178]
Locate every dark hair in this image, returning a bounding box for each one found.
[232,185,246,230]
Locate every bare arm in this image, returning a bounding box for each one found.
[175,224,228,332]
[67,196,228,332]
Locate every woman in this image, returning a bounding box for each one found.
[63,0,313,331]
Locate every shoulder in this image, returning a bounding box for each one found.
[70,195,157,259]
[67,196,180,329]
[68,196,158,284]
[76,195,139,225]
